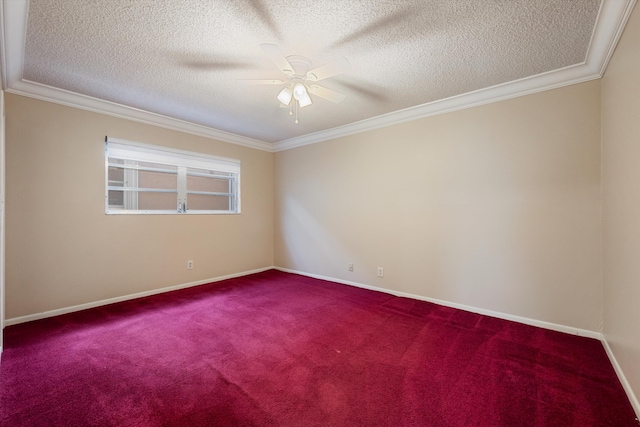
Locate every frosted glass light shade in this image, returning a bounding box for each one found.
[298,93,312,108]
[293,83,307,100]
[277,87,293,105]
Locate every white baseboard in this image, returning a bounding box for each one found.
[4,266,275,326]
[276,267,640,418]
[6,265,601,337]
[602,336,640,419]
[274,267,601,339]
[4,266,636,419]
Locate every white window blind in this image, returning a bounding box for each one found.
[105,137,240,214]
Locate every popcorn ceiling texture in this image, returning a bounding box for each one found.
[24,0,601,143]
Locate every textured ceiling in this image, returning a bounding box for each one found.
[22,0,602,144]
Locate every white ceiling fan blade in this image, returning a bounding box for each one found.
[260,43,295,76]
[308,85,347,103]
[241,79,286,85]
[306,57,351,82]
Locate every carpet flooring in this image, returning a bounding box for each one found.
[0,269,636,426]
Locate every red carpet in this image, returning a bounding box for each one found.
[0,270,636,426]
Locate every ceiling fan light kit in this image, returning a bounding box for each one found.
[255,43,351,124]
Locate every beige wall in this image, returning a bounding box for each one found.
[275,80,602,331]
[5,94,274,319]
[602,3,640,410]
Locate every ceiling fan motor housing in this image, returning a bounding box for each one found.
[284,55,313,78]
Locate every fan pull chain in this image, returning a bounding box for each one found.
[295,101,299,124]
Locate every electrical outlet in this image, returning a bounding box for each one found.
[348,263,354,272]
[187,260,194,270]
[377,267,384,277]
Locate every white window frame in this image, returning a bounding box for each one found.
[105,137,241,215]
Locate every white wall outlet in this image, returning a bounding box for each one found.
[348,263,354,272]
[377,267,384,277]
[187,260,194,270]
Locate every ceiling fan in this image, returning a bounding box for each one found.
[246,44,351,123]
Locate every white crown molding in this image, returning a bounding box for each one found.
[0,0,274,152]
[0,0,8,90]
[8,79,274,151]
[273,64,598,152]
[1,0,26,90]
[588,0,638,77]
[1,0,636,153]
[272,0,637,152]
[0,0,23,90]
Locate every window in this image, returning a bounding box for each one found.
[105,138,240,214]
